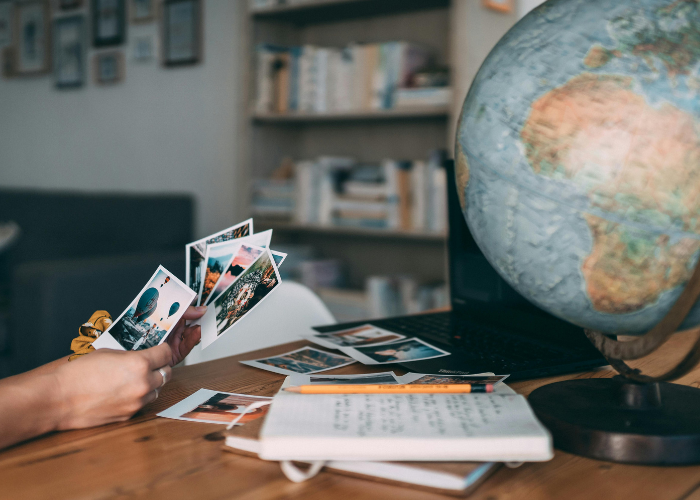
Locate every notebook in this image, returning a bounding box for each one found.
[223,417,501,497]
[256,376,552,463]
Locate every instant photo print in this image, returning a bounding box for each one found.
[240,347,355,376]
[158,389,272,425]
[199,247,282,349]
[339,338,450,365]
[185,219,253,294]
[306,324,406,349]
[93,266,196,351]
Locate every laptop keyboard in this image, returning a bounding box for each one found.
[371,312,591,372]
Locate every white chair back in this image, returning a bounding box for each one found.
[184,281,336,365]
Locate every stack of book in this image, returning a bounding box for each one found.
[254,41,442,115]
[292,150,447,233]
[250,179,296,218]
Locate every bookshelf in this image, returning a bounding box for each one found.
[240,0,512,319]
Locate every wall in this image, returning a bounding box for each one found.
[449,0,518,150]
[0,0,247,238]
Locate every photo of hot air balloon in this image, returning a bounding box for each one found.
[92,265,197,351]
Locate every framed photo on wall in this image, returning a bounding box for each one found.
[0,1,13,49]
[53,15,85,88]
[93,50,123,84]
[15,1,51,75]
[130,0,155,23]
[162,0,201,67]
[482,0,514,13]
[92,0,125,47]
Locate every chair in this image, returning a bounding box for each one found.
[184,281,336,365]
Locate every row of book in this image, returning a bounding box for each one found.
[250,150,448,233]
[254,41,449,115]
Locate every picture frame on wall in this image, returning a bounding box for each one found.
[92,0,125,47]
[93,50,123,84]
[162,0,201,67]
[15,1,51,75]
[53,15,85,88]
[130,0,155,23]
[482,0,514,13]
[0,1,13,49]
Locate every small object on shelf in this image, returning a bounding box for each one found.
[162,0,202,67]
[92,0,126,47]
[483,0,514,13]
[132,34,155,61]
[15,1,51,75]
[394,87,452,108]
[94,51,124,84]
[53,15,87,88]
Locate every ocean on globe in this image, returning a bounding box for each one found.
[456,0,700,335]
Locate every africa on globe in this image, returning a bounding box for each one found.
[456,0,700,334]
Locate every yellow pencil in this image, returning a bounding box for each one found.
[283,384,494,394]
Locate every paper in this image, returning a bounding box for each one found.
[305,324,406,349]
[198,247,282,349]
[260,391,553,462]
[93,266,195,351]
[240,346,355,376]
[339,337,450,365]
[158,389,271,425]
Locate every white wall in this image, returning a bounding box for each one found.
[0,0,246,238]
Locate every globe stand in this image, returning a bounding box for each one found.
[529,259,700,465]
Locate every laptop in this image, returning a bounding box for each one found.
[312,160,607,381]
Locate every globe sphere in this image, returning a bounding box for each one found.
[456,0,700,335]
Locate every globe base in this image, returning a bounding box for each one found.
[529,377,700,465]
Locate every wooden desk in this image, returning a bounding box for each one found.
[2,335,700,500]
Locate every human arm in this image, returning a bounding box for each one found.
[0,344,171,450]
[0,305,207,450]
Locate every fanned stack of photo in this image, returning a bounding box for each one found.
[92,219,286,353]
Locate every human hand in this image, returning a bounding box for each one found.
[166,305,206,366]
[53,343,172,430]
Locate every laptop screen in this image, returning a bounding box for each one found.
[445,159,541,313]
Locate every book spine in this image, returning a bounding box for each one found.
[314,48,329,114]
[382,159,400,230]
[411,160,427,232]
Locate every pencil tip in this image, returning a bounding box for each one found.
[285,386,301,393]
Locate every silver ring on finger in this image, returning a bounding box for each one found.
[153,388,160,400]
[158,367,168,388]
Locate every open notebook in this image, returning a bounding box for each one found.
[257,376,553,463]
[224,415,501,496]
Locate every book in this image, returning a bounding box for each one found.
[258,382,552,462]
[224,414,501,496]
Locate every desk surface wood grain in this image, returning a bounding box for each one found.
[3,332,700,500]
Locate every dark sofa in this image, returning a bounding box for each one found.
[0,189,194,377]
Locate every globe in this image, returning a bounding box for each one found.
[456,0,700,335]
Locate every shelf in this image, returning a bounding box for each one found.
[250,0,450,24]
[251,106,451,124]
[256,219,447,242]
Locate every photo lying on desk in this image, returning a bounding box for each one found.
[287,372,400,386]
[185,218,253,294]
[93,266,196,351]
[157,389,272,425]
[198,248,282,349]
[306,324,406,349]
[339,338,450,365]
[397,373,510,385]
[240,347,355,376]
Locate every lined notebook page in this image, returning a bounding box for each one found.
[259,393,552,462]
